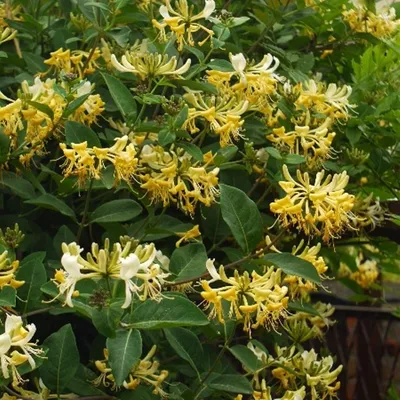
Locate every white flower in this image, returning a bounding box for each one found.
[206,259,221,283]
[159,5,170,19]
[76,81,92,97]
[203,0,216,19]
[119,253,142,309]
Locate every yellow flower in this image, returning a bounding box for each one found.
[0,315,43,385]
[175,224,201,247]
[0,26,16,44]
[343,6,400,38]
[350,193,388,230]
[207,52,281,113]
[111,48,191,80]
[152,0,215,51]
[59,135,138,186]
[296,79,354,121]
[267,118,336,167]
[0,99,23,144]
[94,345,168,395]
[200,259,288,333]
[184,91,248,147]
[270,165,355,242]
[0,251,24,289]
[43,47,101,78]
[339,252,379,289]
[138,144,220,214]
[49,239,170,309]
[320,49,333,59]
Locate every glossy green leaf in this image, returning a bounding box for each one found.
[65,120,101,147]
[263,253,320,283]
[220,184,264,254]
[26,194,76,219]
[124,295,209,330]
[107,329,142,386]
[170,243,207,281]
[40,324,80,394]
[89,199,143,223]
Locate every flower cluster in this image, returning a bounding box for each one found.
[94,346,168,395]
[111,44,191,80]
[42,47,102,78]
[0,315,43,385]
[59,135,138,186]
[200,260,289,333]
[152,0,215,51]
[137,144,220,215]
[339,252,379,289]
[350,193,388,230]
[0,251,24,290]
[0,77,104,165]
[49,239,170,309]
[267,119,336,167]
[343,6,400,38]
[270,165,355,242]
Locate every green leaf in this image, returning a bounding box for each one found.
[92,302,124,338]
[124,295,209,330]
[228,345,263,373]
[158,128,176,146]
[263,253,320,283]
[107,329,142,386]
[177,142,203,162]
[40,324,80,394]
[265,147,282,160]
[284,154,305,164]
[90,199,143,223]
[220,184,264,254]
[174,106,189,129]
[63,94,90,118]
[0,286,16,307]
[0,129,10,164]
[22,52,46,74]
[26,194,76,220]
[164,327,203,374]
[207,373,253,394]
[170,243,207,281]
[102,72,137,120]
[27,101,54,120]
[1,171,35,199]
[16,252,47,313]
[65,120,101,147]
[207,59,235,72]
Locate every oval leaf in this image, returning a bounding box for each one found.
[263,253,321,283]
[90,199,143,224]
[220,184,263,254]
[40,324,80,394]
[170,243,207,281]
[102,72,137,120]
[124,295,209,330]
[26,193,76,219]
[164,327,203,374]
[107,329,142,386]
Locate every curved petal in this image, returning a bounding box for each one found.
[120,253,141,280]
[0,333,11,355]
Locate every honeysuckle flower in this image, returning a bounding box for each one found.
[339,252,379,288]
[343,6,400,37]
[270,165,355,242]
[94,346,168,395]
[184,91,249,147]
[267,118,336,167]
[296,80,354,120]
[201,263,289,333]
[175,224,201,247]
[111,51,191,80]
[350,193,388,230]
[0,27,16,44]
[42,47,101,78]
[59,135,138,186]
[0,315,43,385]
[138,144,220,214]
[152,0,215,51]
[0,251,24,289]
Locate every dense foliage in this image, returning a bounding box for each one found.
[0,0,399,399]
